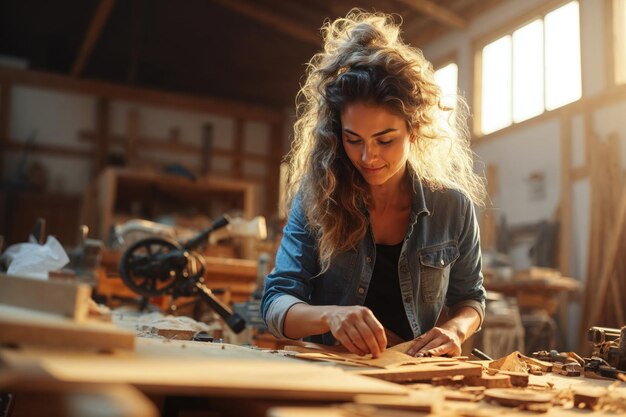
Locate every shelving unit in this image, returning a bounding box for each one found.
[92,167,257,245]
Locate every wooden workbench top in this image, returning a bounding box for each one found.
[0,338,408,401]
[1,337,625,416]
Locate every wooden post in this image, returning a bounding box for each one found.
[606,133,625,326]
[72,0,116,77]
[558,113,572,276]
[201,123,213,176]
[233,119,244,179]
[480,164,498,250]
[0,82,11,177]
[93,98,110,178]
[266,122,285,218]
[589,186,626,328]
[126,109,139,166]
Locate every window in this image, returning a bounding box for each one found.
[479,1,581,135]
[434,62,458,132]
[434,62,458,109]
[615,0,626,84]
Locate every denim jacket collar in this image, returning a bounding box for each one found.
[407,165,431,227]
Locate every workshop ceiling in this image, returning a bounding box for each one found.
[0,0,503,110]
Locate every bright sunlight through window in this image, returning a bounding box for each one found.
[545,2,581,110]
[480,1,581,134]
[481,37,512,134]
[513,20,544,122]
[435,62,458,133]
[434,62,458,109]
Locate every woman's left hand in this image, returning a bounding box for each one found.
[405,326,462,357]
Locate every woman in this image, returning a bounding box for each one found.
[261,10,486,358]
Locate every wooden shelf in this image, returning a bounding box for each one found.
[91,167,257,245]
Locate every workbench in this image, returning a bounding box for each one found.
[1,336,625,417]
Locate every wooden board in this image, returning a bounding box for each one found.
[354,361,482,383]
[353,390,441,412]
[286,345,452,369]
[0,345,409,401]
[3,382,158,417]
[0,274,92,320]
[0,304,135,351]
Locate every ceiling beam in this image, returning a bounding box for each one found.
[209,0,320,45]
[409,0,505,47]
[71,0,116,77]
[394,0,467,29]
[0,67,285,123]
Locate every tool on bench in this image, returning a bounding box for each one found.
[118,215,246,333]
[531,349,584,376]
[583,326,626,379]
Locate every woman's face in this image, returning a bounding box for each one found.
[340,102,412,188]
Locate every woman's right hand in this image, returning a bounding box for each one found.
[321,306,387,357]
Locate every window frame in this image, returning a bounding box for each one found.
[472,0,582,138]
[609,0,626,86]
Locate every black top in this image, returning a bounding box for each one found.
[364,242,414,342]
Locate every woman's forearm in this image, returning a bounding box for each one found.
[439,306,481,343]
[283,303,388,358]
[406,306,480,357]
[283,303,334,339]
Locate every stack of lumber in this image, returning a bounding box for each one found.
[0,273,135,351]
[580,133,626,350]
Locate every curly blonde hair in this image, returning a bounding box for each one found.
[286,10,486,272]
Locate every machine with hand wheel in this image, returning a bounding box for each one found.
[118,215,251,333]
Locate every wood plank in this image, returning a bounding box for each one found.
[2,382,158,417]
[0,304,135,351]
[4,139,92,158]
[394,0,466,29]
[285,345,455,369]
[0,274,92,320]
[0,347,409,400]
[209,0,319,45]
[589,186,626,327]
[353,391,440,412]
[67,384,158,417]
[203,256,257,276]
[354,361,482,383]
[79,130,274,163]
[71,0,116,77]
[0,67,285,123]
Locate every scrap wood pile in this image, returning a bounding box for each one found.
[276,342,626,415]
[580,133,626,349]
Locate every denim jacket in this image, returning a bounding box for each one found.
[261,172,486,345]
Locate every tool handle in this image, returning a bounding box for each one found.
[195,282,246,333]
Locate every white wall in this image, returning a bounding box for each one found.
[3,87,278,215]
[5,87,95,193]
[422,0,626,350]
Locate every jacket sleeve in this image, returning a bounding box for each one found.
[446,197,486,330]
[261,195,320,338]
